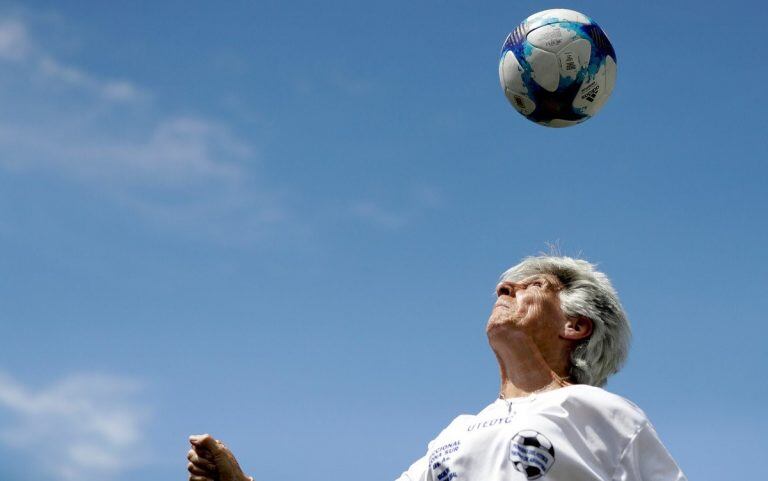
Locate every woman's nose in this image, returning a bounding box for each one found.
[496,281,518,297]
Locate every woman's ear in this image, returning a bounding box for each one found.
[562,316,593,341]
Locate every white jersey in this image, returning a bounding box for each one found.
[396,385,686,481]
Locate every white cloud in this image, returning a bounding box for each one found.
[101,80,143,102]
[0,13,426,241]
[350,186,443,229]
[0,19,29,60]
[351,201,409,229]
[105,117,248,183]
[37,56,145,103]
[0,14,288,241]
[0,371,149,481]
[0,15,249,189]
[0,15,145,103]
[0,115,247,185]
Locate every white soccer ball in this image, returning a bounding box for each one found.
[499,9,617,127]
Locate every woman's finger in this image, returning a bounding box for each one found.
[188,462,214,476]
[189,476,215,481]
[187,449,217,471]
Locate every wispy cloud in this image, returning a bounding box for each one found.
[350,186,443,229]
[0,14,287,241]
[38,56,145,103]
[0,12,435,241]
[0,17,145,102]
[0,371,149,481]
[1,116,247,185]
[0,18,29,60]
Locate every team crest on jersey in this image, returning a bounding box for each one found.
[509,430,555,479]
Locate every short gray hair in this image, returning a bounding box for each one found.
[500,255,631,387]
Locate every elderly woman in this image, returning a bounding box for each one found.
[187,256,686,481]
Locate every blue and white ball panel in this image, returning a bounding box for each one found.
[527,25,580,53]
[571,55,616,115]
[527,47,559,92]
[523,9,591,30]
[572,74,604,113]
[505,91,536,116]
[556,39,591,81]
[498,50,527,94]
[499,51,537,116]
[583,55,616,114]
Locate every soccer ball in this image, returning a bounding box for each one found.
[498,9,617,127]
[509,430,556,480]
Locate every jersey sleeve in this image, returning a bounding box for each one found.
[394,455,428,481]
[612,422,687,481]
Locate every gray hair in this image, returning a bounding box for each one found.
[500,255,631,387]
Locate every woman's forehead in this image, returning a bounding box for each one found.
[501,270,562,284]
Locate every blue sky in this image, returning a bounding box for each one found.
[0,1,766,480]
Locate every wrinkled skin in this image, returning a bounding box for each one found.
[187,434,252,481]
[487,273,592,398]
